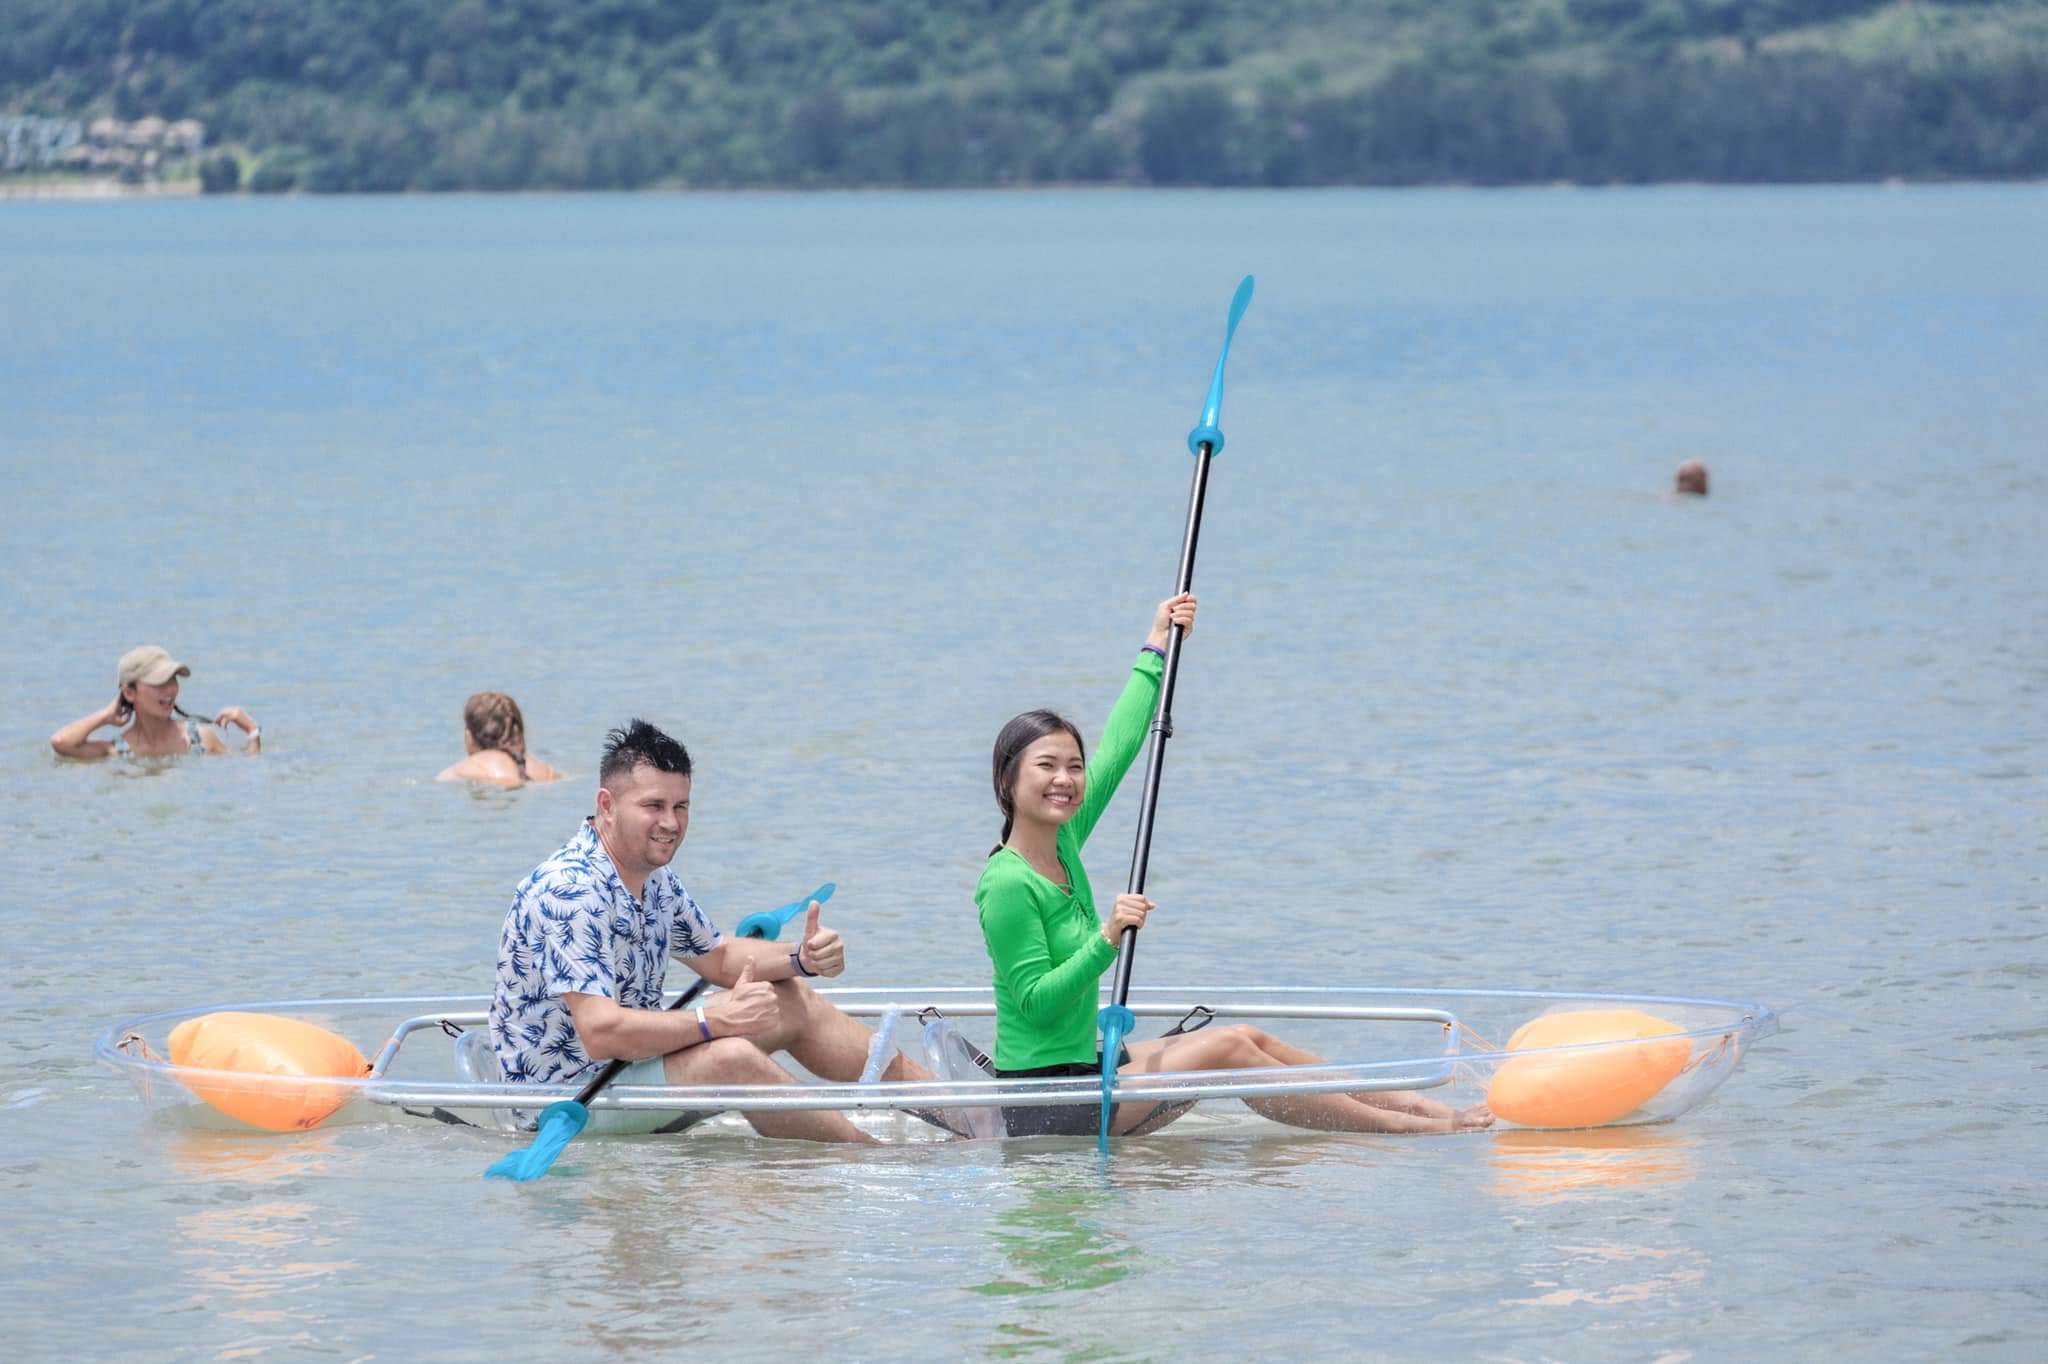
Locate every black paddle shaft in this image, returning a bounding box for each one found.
[1109,443,1215,1005]
[571,977,710,1105]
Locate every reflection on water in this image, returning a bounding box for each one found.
[502,1154,833,1347]
[162,1133,359,1357]
[1487,1130,1711,1315]
[972,1149,1141,1358]
[974,1177,1133,1296]
[164,1127,353,1187]
[1488,1126,1695,1205]
[1502,1240,1709,1310]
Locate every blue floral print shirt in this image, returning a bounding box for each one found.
[489,818,723,1087]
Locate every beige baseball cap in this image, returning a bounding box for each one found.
[117,646,191,688]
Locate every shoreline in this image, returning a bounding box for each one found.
[5,175,2043,202]
[0,178,200,200]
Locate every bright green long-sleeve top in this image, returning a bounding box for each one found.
[977,651,1164,1071]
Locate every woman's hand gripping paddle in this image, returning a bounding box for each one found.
[483,884,831,1181]
[1098,275,1253,1153]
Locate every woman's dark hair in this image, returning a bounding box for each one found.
[600,718,692,790]
[990,709,1084,853]
[463,691,530,780]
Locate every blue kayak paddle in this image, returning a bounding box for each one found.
[484,976,710,1182]
[733,883,835,940]
[1098,275,1254,1154]
[484,883,832,1181]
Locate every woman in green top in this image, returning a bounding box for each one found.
[976,593,1493,1138]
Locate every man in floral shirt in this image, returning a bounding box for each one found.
[490,718,926,1140]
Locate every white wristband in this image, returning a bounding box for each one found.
[695,1006,712,1044]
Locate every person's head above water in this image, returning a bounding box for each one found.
[118,645,191,691]
[463,692,528,761]
[116,645,194,720]
[439,692,562,785]
[991,709,1086,848]
[1674,461,1710,496]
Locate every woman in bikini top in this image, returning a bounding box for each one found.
[49,645,261,759]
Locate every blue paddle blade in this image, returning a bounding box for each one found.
[1187,274,1255,456]
[1096,1004,1134,1155]
[733,882,836,940]
[484,1100,590,1182]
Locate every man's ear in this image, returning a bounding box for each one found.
[594,785,613,820]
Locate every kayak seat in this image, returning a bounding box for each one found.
[451,1028,524,1132]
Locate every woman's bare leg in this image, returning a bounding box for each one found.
[1123,1027,1491,1134]
[1217,1027,1468,1120]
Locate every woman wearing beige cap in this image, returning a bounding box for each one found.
[49,646,261,758]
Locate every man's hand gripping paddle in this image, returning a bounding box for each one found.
[1098,275,1254,1153]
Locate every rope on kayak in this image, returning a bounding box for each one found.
[1445,1021,1498,1090]
[116,1032,167,1108]
[117,1031,163,1062]
[1679,1031,1736,1074]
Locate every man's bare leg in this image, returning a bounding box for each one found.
[753,979,938,1085]
[664,1036,875,1144]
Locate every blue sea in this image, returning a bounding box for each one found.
[3,185,2044,1359]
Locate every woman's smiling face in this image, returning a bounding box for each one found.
[126,676,180,718]
[1011,731,1086,829]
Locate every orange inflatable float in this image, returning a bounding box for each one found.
[1486,1009,1691,1129]
[168,1012,371,1132]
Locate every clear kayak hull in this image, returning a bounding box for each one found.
[96,984,1776,1138]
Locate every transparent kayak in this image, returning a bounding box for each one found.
[97,984,1777,1139]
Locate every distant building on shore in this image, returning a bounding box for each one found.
[1,114,205,177]
[2,115,83,171]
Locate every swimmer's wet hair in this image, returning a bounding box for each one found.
[463,692,530,780]
[599,718,691,789]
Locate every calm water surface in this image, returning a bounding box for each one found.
[3,187,2044,1359]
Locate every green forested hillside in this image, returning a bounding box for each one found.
[4,0,2046,191]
